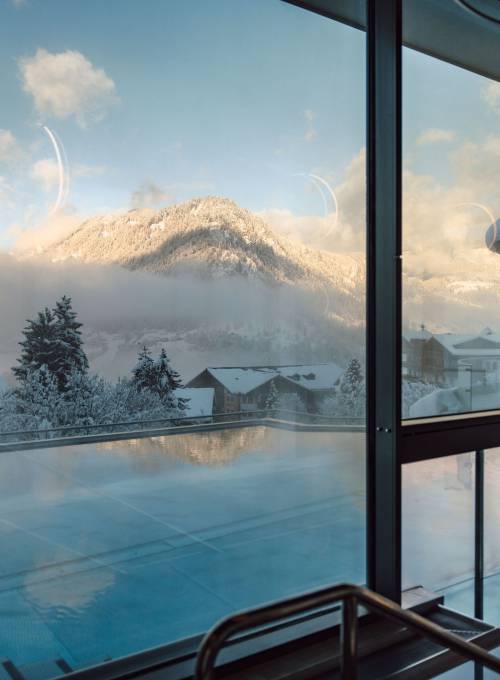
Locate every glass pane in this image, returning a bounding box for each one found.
[402,453,475,616]
[402,28,500,419]
[484,447,500,625]
[0,0,366,674]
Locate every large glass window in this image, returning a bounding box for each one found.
[484,447,500,625]
[402,44,500,418]
[402,453,475,616]
[0,1,366,673]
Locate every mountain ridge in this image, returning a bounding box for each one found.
[41,196,364,290]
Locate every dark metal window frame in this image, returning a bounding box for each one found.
[287,0,500,637]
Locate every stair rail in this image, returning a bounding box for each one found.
[195,582,500,680]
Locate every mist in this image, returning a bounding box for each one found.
[0,254,364,384]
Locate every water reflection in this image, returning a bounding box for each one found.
[101,426,270,468]
[0,427,366,671]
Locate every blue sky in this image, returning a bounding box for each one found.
[0,0,499,251]
[0,0,365,244]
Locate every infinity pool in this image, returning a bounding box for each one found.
[0,427,365,675]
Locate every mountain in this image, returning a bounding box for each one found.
[26,195,500,338]
[41,196,364,306]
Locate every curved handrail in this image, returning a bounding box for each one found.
[195,583,500,679]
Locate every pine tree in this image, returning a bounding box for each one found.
[13,297,88,392]
[53,295,89,388]
[15,364,62,431]
[132,346,156,392]
[13,308,59,385]
[337,358,365,417]
[265,380,279,410]
[153,348,189,410]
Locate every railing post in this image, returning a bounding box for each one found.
[341,595,358,680]
[475,449,484,620]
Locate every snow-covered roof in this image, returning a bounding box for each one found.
[434,332,500,357]
[404,327,432,341]
[205,363,343,394]
[276,364,344,391]
[206,367,277,394]
[176,388,214,417]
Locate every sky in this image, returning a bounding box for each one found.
[0,0,500,276]
[0,0,367,249]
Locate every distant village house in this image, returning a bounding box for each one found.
[403,326,500,388]
[186,363,343,413]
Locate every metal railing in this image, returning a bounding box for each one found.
[194,583,500,680]
[0,409,365,444]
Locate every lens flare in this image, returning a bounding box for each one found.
[293,172,339,237]
[41,125,68,215]
[308,173,339,235]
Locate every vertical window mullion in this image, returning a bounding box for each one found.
[367,0,402,602]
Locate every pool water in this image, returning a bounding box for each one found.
[0,427,365,673]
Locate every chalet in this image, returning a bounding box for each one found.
[404,327,500,387]
[186,363,343,413]
[402,326,432,378]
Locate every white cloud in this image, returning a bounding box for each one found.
[259,149,366,253]
[416,128,456,146]
[11,210,82,252]
[0,129,22,165]
[304,109,317,142]
[481,81,500,114]
[30,158,59,191]
[9,0,27,7]
[19,49,118,127]
[0,177,15,208]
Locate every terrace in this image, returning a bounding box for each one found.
[1,419,499,677]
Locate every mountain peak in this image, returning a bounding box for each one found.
[37,196,363,321]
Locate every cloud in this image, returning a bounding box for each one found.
[416,128,455,146]
[481,81,500,114]
[130,181,173,209]
[19,49,118,127]
[11,211,82,252]
[304,109,317,142]
[30,157,59,191]
[0,177,15,208]
[9,0,27,6]
[0,129,22,166]
[259,149,366,253]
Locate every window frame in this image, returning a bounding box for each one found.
[291,0,500,611]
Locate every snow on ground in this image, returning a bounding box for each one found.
[410,383,500,418]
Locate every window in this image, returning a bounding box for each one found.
[0,0,366,673]
[403,453,475,617]
[402,43,500,419]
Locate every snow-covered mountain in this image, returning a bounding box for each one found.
[41,196,364,308]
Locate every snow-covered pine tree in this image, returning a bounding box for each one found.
[132,346,156,392]
[154,348,189,410]
[61,370,109,427]
[337,358,365,418]
[265,379,279,410]
[53,295,89,390]
[12,308,59,386]
[15,364,62,432]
